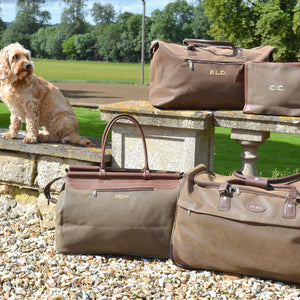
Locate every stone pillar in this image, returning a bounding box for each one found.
[111,123,214,172]
[100,100,215,173]
[231,129,270,176]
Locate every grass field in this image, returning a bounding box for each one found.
[33,59,150,84]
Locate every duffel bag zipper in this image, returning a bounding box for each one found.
[93,187,154,197]
[197,182,289,200]
[185,59,243,70]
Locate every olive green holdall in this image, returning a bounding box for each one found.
[45,114,182,258]
[171,164,300,283]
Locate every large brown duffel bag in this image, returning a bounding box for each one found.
[149,39,275,110]
[171,164,300,283]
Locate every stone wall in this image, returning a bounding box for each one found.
[0,129,111,216]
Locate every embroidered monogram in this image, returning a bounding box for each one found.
[247,203,266,213]
[269,84,286,92]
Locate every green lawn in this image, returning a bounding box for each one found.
[33,59,150,84]
[0,102,299,177]
[213,127,300,177]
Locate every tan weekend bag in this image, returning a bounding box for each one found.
[45,114,182,258]
[242,62,300,116]
[150,39,275,110]
[171,164,300,283]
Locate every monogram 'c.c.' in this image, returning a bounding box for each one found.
[269,84,286,92]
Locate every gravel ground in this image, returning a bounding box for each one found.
[0,195,300,300]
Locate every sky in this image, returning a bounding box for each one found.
[0,0,174,24]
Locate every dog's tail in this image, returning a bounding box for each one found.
[62,133,92,147]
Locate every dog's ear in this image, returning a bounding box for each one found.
[0,48,12,80]
[25,49,31,61]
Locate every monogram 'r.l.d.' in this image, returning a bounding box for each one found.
[0,43,91,146]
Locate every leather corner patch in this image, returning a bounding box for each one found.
[247,203,266,213]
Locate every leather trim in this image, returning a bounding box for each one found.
[283,187,298,219]
[218,182,231,211]
[66,176,181,190]
[170,244,191,268]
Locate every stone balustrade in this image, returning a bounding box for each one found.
[100,100,300,176]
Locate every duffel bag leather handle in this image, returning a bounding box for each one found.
[184,39,244,58]
[100,114,150,176]
[183,39,235,48]
[233,170,300,187]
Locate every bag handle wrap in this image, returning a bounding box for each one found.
[100,114,150,178]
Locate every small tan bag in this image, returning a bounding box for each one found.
[171,164,300,283]
[242,62,300,116]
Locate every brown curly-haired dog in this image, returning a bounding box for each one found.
[0,43,91,146]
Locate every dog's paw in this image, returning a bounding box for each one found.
[83,139,92,147]
[2,132,16,139]
[23,136,37,144]
[37,133,49,143]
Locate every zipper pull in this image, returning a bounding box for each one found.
[188,60,194,71]
[230,185,241,196]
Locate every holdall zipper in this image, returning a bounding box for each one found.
[197,182,290,200]
[185,59,243,70]
[92,187,154,197]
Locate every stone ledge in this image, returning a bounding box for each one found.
[0,129,111,163]
[214,110,300,135]
[100,100,214,130]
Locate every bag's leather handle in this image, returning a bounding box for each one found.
[184,39,235,48]
[233,170,300,187]
[44,176,63,204]
[184,39,244,59]
[100,114,150,177]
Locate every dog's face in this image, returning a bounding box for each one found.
[0,43,34,82]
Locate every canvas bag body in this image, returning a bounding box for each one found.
[150,40,275,110]
[45,114,182,258]
[171,164,300,283]
[55,174,181,257]
[243,62,300,117]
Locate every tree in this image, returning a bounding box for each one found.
[60,0,88,36]
[92,2,116,25]
[45,27,68,59]
[191,0,211,40]
[204,0,300,61]
[119,14,143,62]
[96,23,122,61]
[62,34,77,59]
[75,33,98,60]
[31,26,57,58]
[1,0,50,49]
[0,2,6,43]
[149,0,194,43]
[254,0,300,61]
